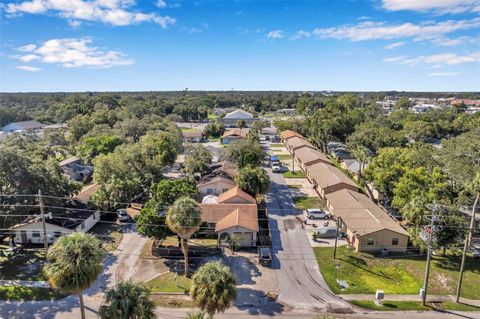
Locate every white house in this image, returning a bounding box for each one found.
[220,109,256,127]
[197,176,236,195]
[2,120,45,132]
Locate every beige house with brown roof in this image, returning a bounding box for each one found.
[218,187,256,204]
[182,130,203,143]
[221,129,249,144]
[280,130,303,142]
[326,189,409,252]
[197,176,236,195]
[306,162,359,198]
[294,147,332,171]
[285,136,315,153]
[199,202,258,246]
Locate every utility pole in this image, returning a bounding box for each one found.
[38,190,49,254]
[334,217,340,259]
[456,192,479,302]
[422,204,439,306]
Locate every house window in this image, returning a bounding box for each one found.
[367,237,375,245]
[32,231,41,238]
[392,238,399,245]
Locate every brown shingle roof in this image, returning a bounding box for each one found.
[182,130,203,138]
[294,147,331,166]
[215,208,259,232]
[222,129,249,138]
[74,183,99,204]
[199,203,258,225]
[280,130,303,140]
[285,136,315,151]
[326,189,408,237]
[197,176,236,188]
[221,160,237,178]
[307,162,358,191]
[218,186,256,204]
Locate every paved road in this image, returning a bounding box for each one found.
[263,141,351,312]
[0,226,148,319]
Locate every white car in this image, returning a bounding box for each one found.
[117,209,130,222]
[272,163,282,173]
[304,208,329,219]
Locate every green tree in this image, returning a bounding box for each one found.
[402,120,435,142]
[150,178,198,206]
[222,139,265,168]
[76,135,122,164]
[203,121,225,138]
[44,233,104,319]
[98,281,155,319]
[252,120,270,132]
[435,210,467,255]
[236,119,246,130]
[185,311,206,319]
[395,97,412,110]
[166,197,201,277]
[136,201,169,245]
[246,127,260,142]
[184,144,212,176]
[235,165,269,197]
[190,262,236,318]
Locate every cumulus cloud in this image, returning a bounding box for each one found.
[5,0,176,27]
[13,38,134,68]
[384,41,405,49]
[428,72,461,76]
[309,18,480,42]
[156,0,166,8]
[17,44,37,52]
[384,52,480,66]
[267,30,284,39]
[382,0,480,14]
[16,65,42,72]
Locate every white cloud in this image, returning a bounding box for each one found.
[267,30,284,39]
[17,44,37,52]
[156,0,166,8]
[384,52,480,66]
[384,41,405,49]
[382,0,480,14]
[6,0,176,27]
[290,30,311,40]
[309,18,480,42]
[16,65,42,72]
[428,72,461,76]
[13,38,134,68]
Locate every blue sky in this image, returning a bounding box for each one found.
[1,0,479,92]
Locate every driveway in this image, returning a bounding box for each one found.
[263,141,351,312]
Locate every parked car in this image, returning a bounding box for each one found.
[117,209,130,222]
[313,227,337,239]
[304,208,329,219]
[271,135,280,143]
[258,247,272,265]
[270,155,280,163]
[272,163,282,173]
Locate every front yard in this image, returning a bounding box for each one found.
[283,170,306,178]
[292,196,327,210]
[0,286,65,301]
[0,249,45,281]
[351,300,480,312]
[314,246,480,299]
[145,272,192,293]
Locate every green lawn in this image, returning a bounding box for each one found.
[314,246,480,299]
[0,250,46,281]
[269,143,284,147]
[207,113,219,119]
[145,272,192,293]
[0,286,65,301]
[292,196,326,210]
[283,170,306,178]
[181,128,202,133]
[287,184,303,188]
[153,298,195,308]
[277,154,293,160]
[351,300,480,312]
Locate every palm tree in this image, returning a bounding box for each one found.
[190,261,236,318]
[185,311,206,319]
[44,232,104,319]
[236,119,246,131]
[166,196,201,277]
[98,280,155,319]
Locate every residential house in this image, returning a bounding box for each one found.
[285,136,315,154]
[59,157,93,182]
[294,147,332,172]
[280,130,303,143]
[221,128,249,144]
[199,188,258,246]
[207,161,238,179]
[341,159,368,180]
[10,185,100,245]
[325,189,409,252]
[220,109,256,128]
[182,130,203,143]
[2,120,45,132]
[305,162,359,198]
[197,176,236,195]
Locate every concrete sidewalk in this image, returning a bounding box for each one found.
[339,293,480,306]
